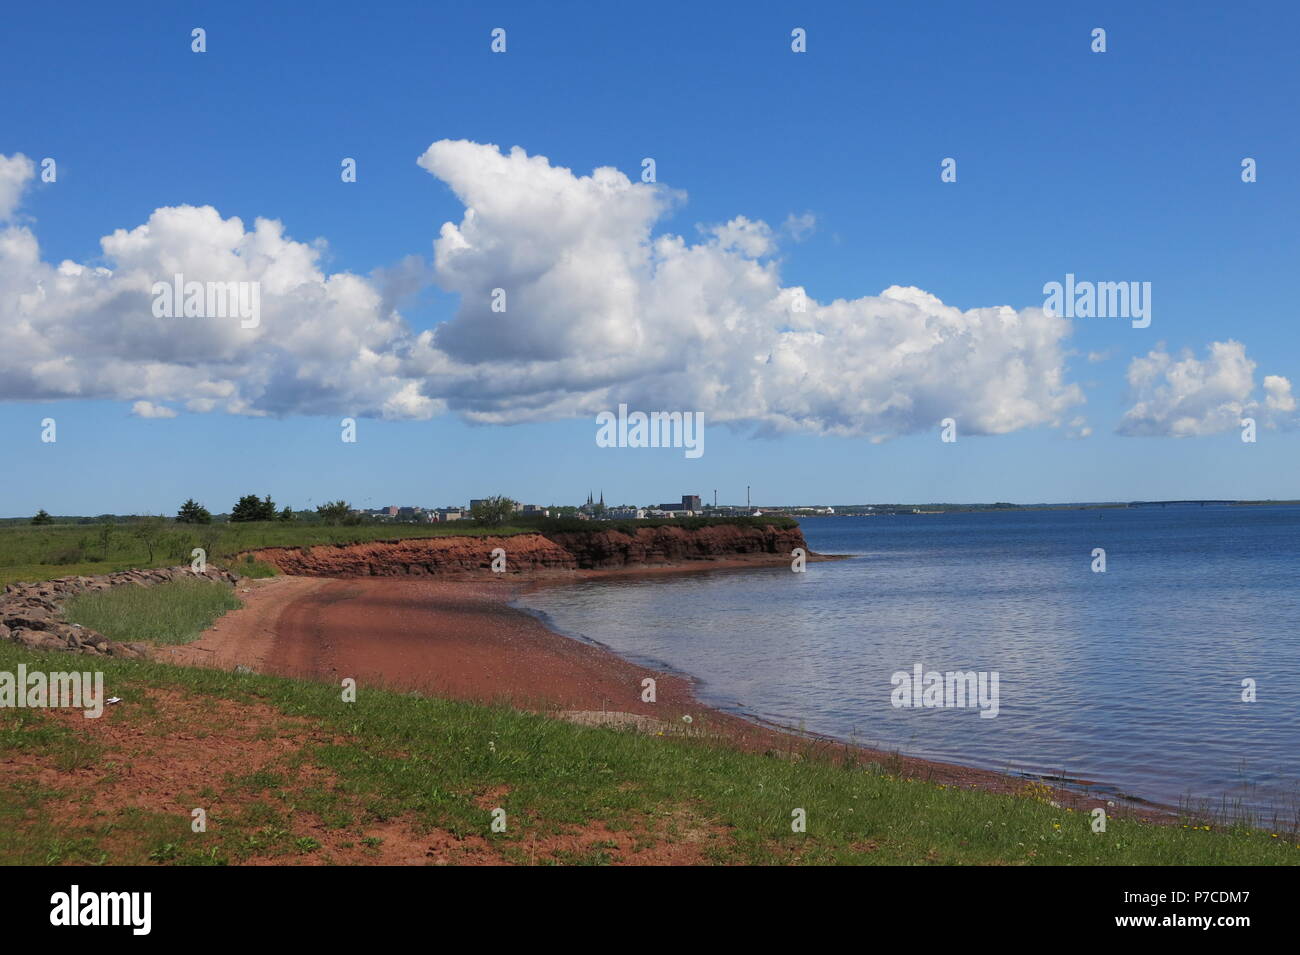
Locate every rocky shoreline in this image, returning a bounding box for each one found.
[0,566,239,659]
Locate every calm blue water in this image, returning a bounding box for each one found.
[517,508,1300,819]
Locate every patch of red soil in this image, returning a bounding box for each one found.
[6,687,502,866]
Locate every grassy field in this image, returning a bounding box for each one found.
[0,639,1296,866]
[0,515,797,586]
[62,579,242,646]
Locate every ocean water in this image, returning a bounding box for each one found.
[515,507,1300,820]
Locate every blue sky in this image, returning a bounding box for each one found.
[2,0,1298,515]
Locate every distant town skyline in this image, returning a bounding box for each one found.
[6,490,1292,524]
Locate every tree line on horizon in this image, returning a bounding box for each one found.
[30,496,358,528]
[30,494,523,530]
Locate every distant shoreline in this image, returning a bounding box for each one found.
[6,499,1297,525]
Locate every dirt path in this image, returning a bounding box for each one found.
[154,576,331,671]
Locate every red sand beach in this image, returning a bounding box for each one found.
[162,568,1171,819]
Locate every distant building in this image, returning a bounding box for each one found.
[657,495,702,513]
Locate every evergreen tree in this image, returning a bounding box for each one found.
[176,498,213,524]
[230,494,276,522]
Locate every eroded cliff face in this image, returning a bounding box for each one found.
[544,523,807,569]
[246,524,809,577]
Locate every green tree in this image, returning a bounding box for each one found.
[198,525,223,563]
[176,498,212,524]
[97,523,115,559]
[278,505,296,522]
[131,516,166,563]
[30,509,53,525]
[315,500,351,525]
[471,496,517,527]
[231,494,277,522]
[230,495,261,522]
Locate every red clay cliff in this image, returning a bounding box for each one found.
[246,523,814,577]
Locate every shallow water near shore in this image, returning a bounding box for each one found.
[514,507,1300,822]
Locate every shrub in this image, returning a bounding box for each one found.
[315,501,351,525]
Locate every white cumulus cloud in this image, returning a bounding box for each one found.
[0,186,432,419]
[1119,340,1296,436]
[408,140,1085,438]
[1,142,1092,439]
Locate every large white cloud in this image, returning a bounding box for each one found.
[1119,340,1296,436]
[409,140,1085,437]
[1,142,1092,437]
[0,190,433,419]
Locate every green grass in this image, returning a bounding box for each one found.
[62,578,242,645]
[235,554,280,578]
[0,639,1295,866]
[0,515,799,585]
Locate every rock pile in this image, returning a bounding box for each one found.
[0,566,239,659]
